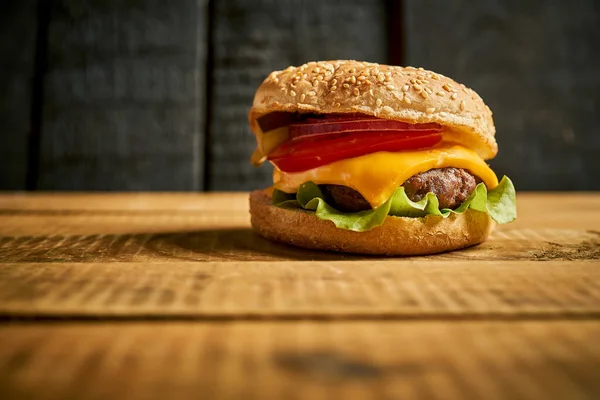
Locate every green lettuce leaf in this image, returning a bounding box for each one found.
[273,176,517,232]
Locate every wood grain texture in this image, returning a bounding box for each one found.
[0,192,251,212]
[37,0,207,190]
[0,225,598,261]
[0,321,599,400]
[0,192,597,229]
[0,260,598,318]
[0,0,37,189]
[0,193,598,398]
[207,0,387,190]
[0,193,598,318]
[0,193,597,260]
[404,0,600,190]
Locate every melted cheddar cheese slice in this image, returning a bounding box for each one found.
[273,144,499,208]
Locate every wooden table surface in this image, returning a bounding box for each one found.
[0,192,599,400]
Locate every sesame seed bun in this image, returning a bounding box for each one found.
[250,190,495,256]
[249,60,497,160]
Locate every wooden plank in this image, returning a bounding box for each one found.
[0,194,598,262]
[404,0,600,190]
[0,220,598,260]
[0,192,251,212]
[0,0,38,189]
[37,0,207,190]
[0,321,598,399]
[0,193,597,317]
[0,260,598,317]
[207,0,387,190]
[0,192,597,230]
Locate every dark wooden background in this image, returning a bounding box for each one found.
[1,0,598,191]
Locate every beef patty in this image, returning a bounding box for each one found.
[320,168,478,212]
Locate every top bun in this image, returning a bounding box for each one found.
[249,60,497,160]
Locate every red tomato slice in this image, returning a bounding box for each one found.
[289,119,443,140]
[299,113,377,124]
[257,112,371,132]
[256,111,444,134]
[257,112,299,132]
[268,130,442,173]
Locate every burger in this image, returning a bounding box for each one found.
[248,60,516,255]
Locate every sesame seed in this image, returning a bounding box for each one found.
[421,79,430,84]
[451,93,458,100]
[386,84,395,90]
[425,87,433,94]
[439,111,447,117]
[410,78,417,84]
[312,80,319,87]
[383,105,394,113]
[437,91,445,96]
[343,83,350,89]
[353,88,360,96]
[474,114,481,119]
[369,89,374,96]
[272,101,280,107]
[418,67,424,71]
[351,75,356,84]
[377,74,385,82]
[300,94,306,102]
[314,67,320,73]
[462,88,469,93]
[308,91,316,96]
[365,80,372,85]
[413,84,422,91]
[404,96,412,104]
[331,86,337,91]
[349,68,356,73]
[332,79,338,86]
[460,100,465,111]
[426,107,435,114]
[273,77,279,84]
[358,76,366,81]
[376,98,382,107]
[443,84,451,92]
[402,85,409,92]
[334,102,341,108]
[420,91,428,99]
[385,71,392,77]
[290,90,296,97]
[431,74,440,81]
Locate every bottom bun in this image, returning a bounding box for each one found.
[249,190,495,256]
